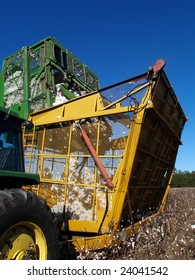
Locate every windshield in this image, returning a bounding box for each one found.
[0,119,24,172]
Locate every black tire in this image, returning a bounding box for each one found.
[0,189,59,260]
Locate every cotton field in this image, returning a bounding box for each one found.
[75,188,195,260]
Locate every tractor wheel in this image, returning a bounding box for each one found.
[0,189,59,260]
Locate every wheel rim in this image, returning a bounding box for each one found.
[0,222,47,260]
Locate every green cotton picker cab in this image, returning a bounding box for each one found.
[0,107,39,187]
[0,37,187,260]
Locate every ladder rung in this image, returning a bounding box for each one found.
[23,133,34,137]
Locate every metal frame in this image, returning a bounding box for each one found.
[1,37,99,119]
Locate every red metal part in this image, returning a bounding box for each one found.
[147,59,166,79]
[79,125,115,189]
[153,59,166,76]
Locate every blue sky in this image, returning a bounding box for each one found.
[0,0,194,171]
